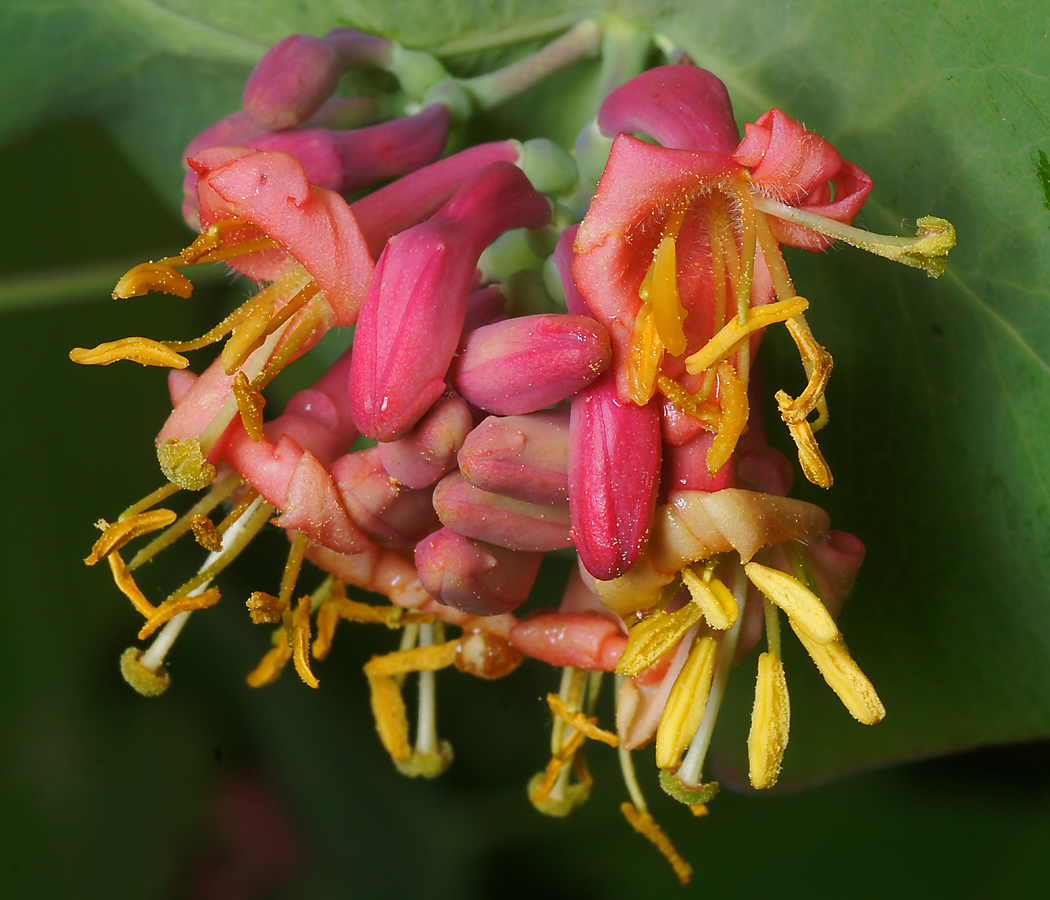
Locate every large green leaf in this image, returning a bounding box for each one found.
[3,0,1049,839]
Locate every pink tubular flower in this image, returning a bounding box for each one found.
[349,161,551,442]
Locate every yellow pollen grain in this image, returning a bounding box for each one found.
[616,603,704,678]
[246,643,293,687]
[291,594,319,688]
[744,562,840,645]
[112,262,194,300]
[790,622,886,725]
[546,694,619,747]
[70,337,189,369]
[681,568,737,631]
[246,591,287,625]
[137,587,220,640]
[85,510,177,565]
[620,802,692,885]
[655,634,717,769]
[748,651,791,789]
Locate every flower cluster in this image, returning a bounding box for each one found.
[73,21,954,883]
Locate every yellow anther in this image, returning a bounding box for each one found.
[641,208,688,356]
[157,438,217,492]
[367,672,413,762]
[616,602,704,678]
[332,594,432,628]
[655,635,717,769]
[190,515,223,552]
[681,569,737,630]
[546,694,619,747]
[656,375,719,429]
[626,303,663,405]
[747,651,791,789]
[744,562,840,644]
[706,362,748,475]
[312,598,340,660]
[528,728,588,803]
[231,371,267,442]
[222,303,275,374]
[137,587,221,640]
[363,640,459,677]
[119,647,171,697]
[290,595,319,688]
[246,642,293,687]
[620,802,692,885]
[111,262,194,300]
[106,551,156,617]
[246,591,286,625]
[85,510,177,565]
[780,317,833,427]
[69,337,189,369]
[790,622,886,725]
[684,296,809,375]
[776,395,834,488]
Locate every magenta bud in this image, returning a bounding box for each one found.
[447,314,610,416]
[458,411,569,505]
[377,396,473,489]
[568,369,662,580]
[349,161,551,442]
[243,29,393,130]
[432,472,571,552]
[415,527,543,616]
[328,448,440,546]
[246,104,450,194]
[598,66,738,153]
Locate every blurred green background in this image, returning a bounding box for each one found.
[3,2,1050,896]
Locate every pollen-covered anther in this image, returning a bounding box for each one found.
[291,594,319,688]
[775,393,833,489]
[157,438,217,491]
[231,371,267,442]
[681,568,737,630]
[655,635,718,769]
[85,510,178,565]
[626,304,663,404]
[546,693,619,747]
[246,590,287,624]
[119,647,171,697]
[616,601,704,678]
[745,562,839,644]
[706,362,748,475]
[106,552,156,617]
[137,587,221,641]
[620,802,693,885]
[190,515,224,552]
[790,622,886,725]
[112,262,195,300]
[747,651,790,789]
[684,296,809,375]
[69,337,189,369]
[363,639,459,677]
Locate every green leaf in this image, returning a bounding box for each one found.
[3,0,1049,805]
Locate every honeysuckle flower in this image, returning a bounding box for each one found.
[349,160,552,441]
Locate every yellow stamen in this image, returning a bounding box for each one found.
[69,337,189,369]
[656,375,720,429]
[790,622,886,725]
[85,510,177,565]
[620,802,692,885]
[363,640,459,677]
[706,362,748,475]
[546,694,619,747]
[246,591,287,624]
[684,296,809,375]
[626,304,663,405]
[747,651,790,789]
[655,635,718,769]
[250,298,330,393]
[112,262,194,300]
[290,594,319,688]
[246,642,293,688]
[640,208,688,356]
[106,551,156,618]
[616,602,704,678]
[137,587,220,640]
[681,567,737,630]
[190,515,223,552]
[367,672,413,762]
[312,598,340,660]
[232,371,267,442]
[744,562,840,644]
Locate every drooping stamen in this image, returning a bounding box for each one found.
[137,587,221,640]
[705,362,748,475]
[744,561,840,645]
[684,296,809,375]
[616,601,704,678]
[747,650,790,789]
[752,196,956,277]
[626,304,664,404]
[639,207,688,356]
[290,594,319,688]
[681,564,737,630]
[69,337,189,369]
[85,509,177,565]
[655,634,718,769]
[221,272,317,374]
